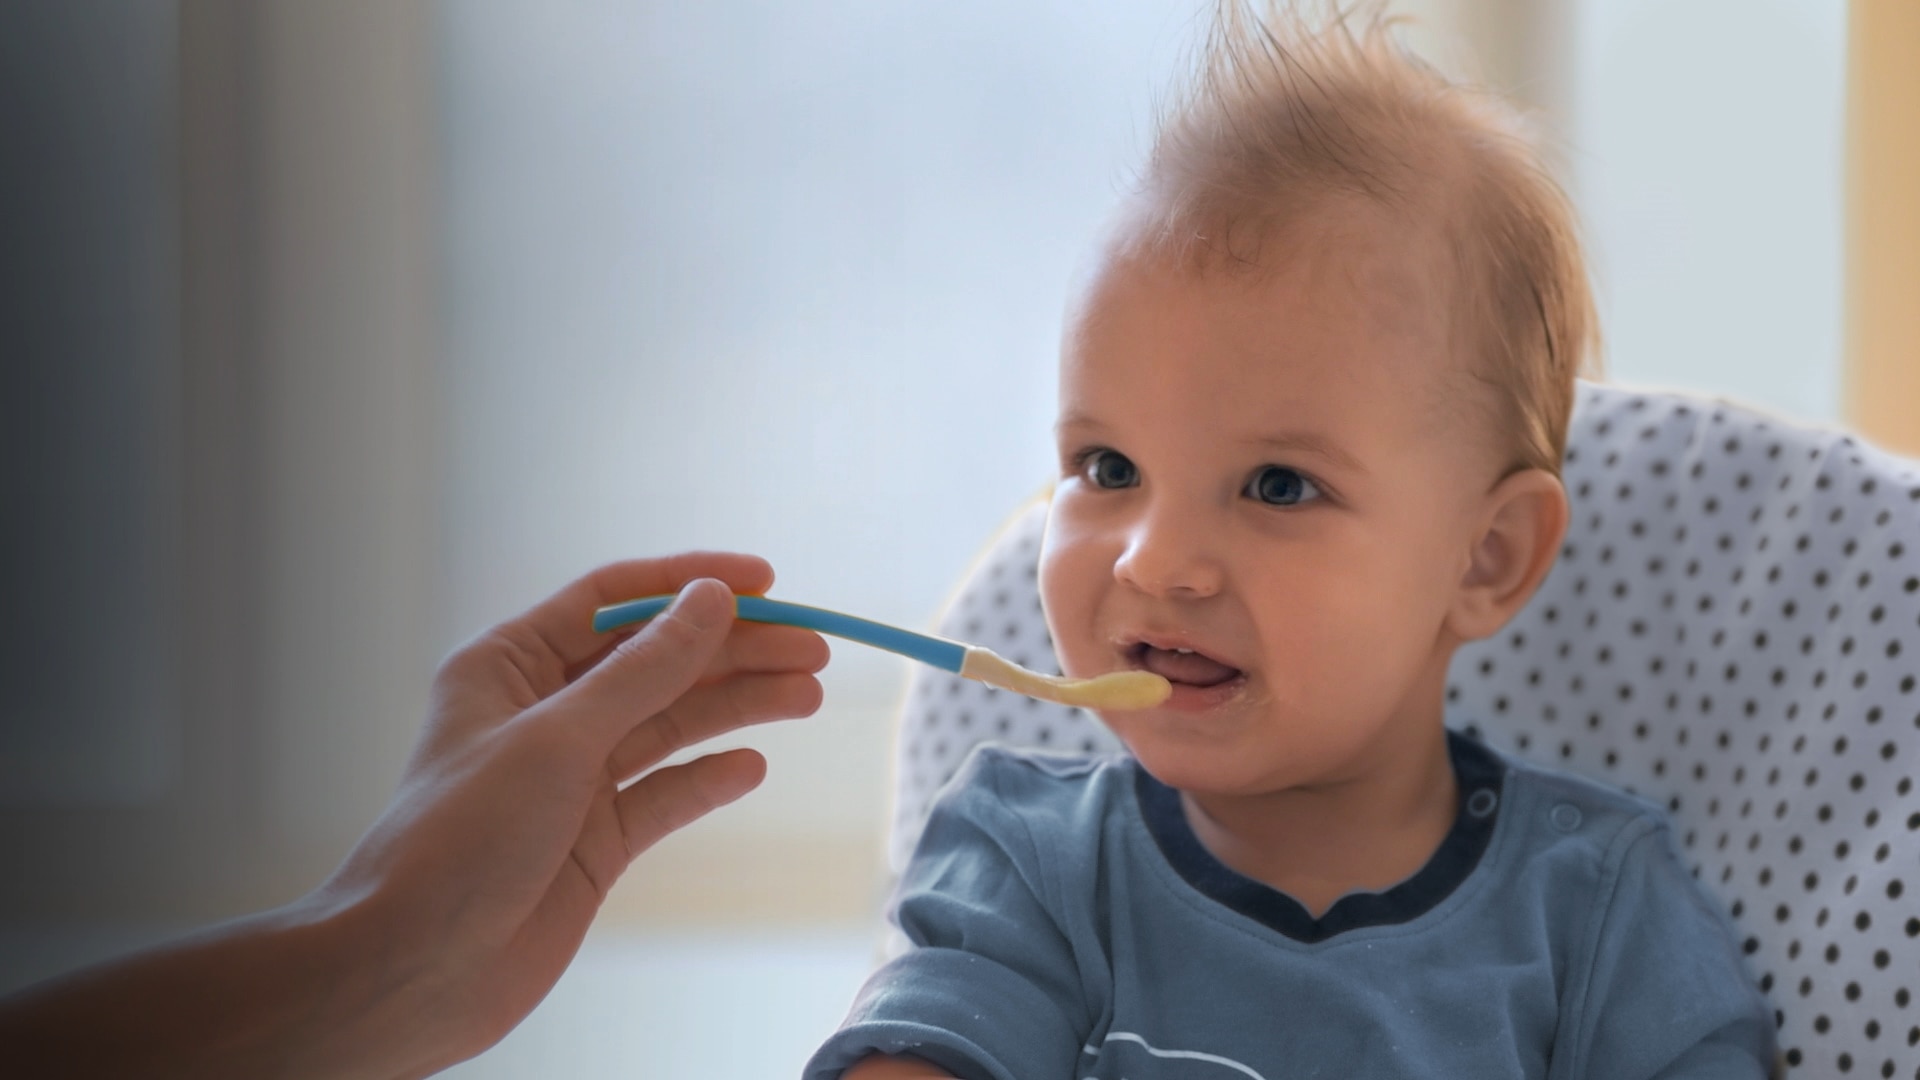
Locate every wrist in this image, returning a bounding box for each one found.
[201,894,404,1079]
[273,885,459,1079]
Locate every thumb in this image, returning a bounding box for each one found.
[559,577,736,745]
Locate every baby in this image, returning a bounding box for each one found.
[809,4,1774,1078]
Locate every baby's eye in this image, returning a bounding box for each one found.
[1079,449,1139,490]
[1246,465,1320,506]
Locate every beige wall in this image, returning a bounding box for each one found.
[1845,0,1920,457]
[1397,0,1576,129]
[245,0,443,899]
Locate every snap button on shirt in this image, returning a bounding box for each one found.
[1550,803,1584,832]
[1466,788,1499,819]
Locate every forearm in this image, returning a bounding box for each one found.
[0,894,430,1080]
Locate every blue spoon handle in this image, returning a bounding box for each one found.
[592,594,968,673]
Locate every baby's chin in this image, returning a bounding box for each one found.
[1114,714,1348,792]
[1109,725,1280,789]
[1127,748,1295,801]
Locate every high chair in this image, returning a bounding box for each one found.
[889,381,1920,1078]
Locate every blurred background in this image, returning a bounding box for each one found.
[2,0,1910,1074]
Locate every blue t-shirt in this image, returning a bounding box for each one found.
[808,732,1774,1079]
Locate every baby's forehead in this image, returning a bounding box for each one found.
[1066,218,1508,468]
[1108,194,1454,310]
[1086,207,1461,366]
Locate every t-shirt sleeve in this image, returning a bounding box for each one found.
[1557,816,1776,1080]
[805,751,1094,1080]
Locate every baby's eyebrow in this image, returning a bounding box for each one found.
[1249,432,1366,474]
[1053,413,1109,438]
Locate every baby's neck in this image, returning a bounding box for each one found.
[1178,724,1459,919]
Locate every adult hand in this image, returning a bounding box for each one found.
[0,554,829,1079]
[320,553,829,1074]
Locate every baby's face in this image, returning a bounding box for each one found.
[1039,217,1507,798]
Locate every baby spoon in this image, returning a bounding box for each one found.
[593,594,1171,710]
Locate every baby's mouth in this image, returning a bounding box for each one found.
[1129,642,1243,689]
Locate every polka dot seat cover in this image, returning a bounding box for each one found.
[891,381,1920,1078]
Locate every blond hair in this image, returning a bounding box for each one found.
[1130,1,1599,475]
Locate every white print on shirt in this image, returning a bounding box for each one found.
[1080,1031,1269,1080]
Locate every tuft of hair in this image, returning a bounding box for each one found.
[1131,0,1599,476]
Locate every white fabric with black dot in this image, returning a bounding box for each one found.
[891,381,1920,1078]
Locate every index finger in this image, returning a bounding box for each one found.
[514,552,776,672]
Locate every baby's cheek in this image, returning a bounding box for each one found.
[1265,592,1395,698]
[1036,545,1090,666]
[1048,604,1105,678]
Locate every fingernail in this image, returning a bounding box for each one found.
[671,577,728,626]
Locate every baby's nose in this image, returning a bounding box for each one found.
[1112,512,1224,599]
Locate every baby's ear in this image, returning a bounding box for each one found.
[1447,468,1568,642]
